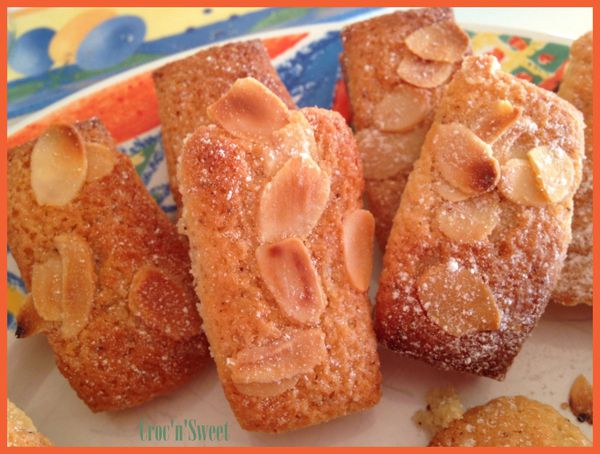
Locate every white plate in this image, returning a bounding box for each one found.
[7,16,592,446]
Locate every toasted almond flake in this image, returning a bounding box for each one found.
[418,264,501,337]
[397,53,454,88]
[527,146,575,204]
[54,233,95,338]
[499,158,547,207]
[31,255,63,321]
[569,375,593,424]
[261,111,317,176]
[373,86,432,133]
[30,124,88,206]
[357,127,427,179]
[256,238,326,325]
[475,100,522,143]
[433,179,471,202]
[207,77,290,141]
[405,20,469,63]
[437,194,500,243]
[16,295,48,338]
[234,377,298,397]
[129,265,201,340]
[259,155,330,243]
[343,209,375,291]
[433,123,500,195]
[230,328,327,384]
[85,142,116,182]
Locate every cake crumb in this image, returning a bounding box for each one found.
[413,386,465,436]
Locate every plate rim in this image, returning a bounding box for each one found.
[7,20,572,138]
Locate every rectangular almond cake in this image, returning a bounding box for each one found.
[177,78,381,432]
[375,56,585,379]
[8,119,210,411]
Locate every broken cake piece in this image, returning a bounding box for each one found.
[552,31,593,306]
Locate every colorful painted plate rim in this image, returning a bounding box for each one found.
[7,20,572,137]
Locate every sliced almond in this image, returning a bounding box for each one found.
[259,155,330,243]
[256,238,326,325]
[569,375,593,424]
[418,263,501,337]
[54,233,95,338]
[475,100,522,143]
[129,265,201,340]
[16,295,49,338]
[527,146,575,204]
[397,53,454,88]
[234,377,298,397]
[230,328,327,384]
[357,127,427,179]
[373,86,432,133]
[437,194,500,243]
[261,111,317,176]
[30,124,88,206]
[85,142,116,182]
[433,123,500,195]
[405,20,470,63]
[433,179,471,202]
[31,255,63,321]
[207,77,290,141]
[499,158,547,207]
[343,209,375,291]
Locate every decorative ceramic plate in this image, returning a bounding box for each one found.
[7,15,592,446]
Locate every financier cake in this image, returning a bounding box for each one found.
[430,396,590,447]
[375,56,585,379]
[177,78,381,432]
[8,119,210,411]
[153,39,294,210]
[552,31,593,306]
[341,7,470,246]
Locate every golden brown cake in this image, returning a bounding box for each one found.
[8,119,210,412]
[178,78,381,433]
[430,396,591,447]
[7,400,51,447]
[375,55,585,379]
[153,39,294,210]
[553,31,593,306]
[341,7,470,246]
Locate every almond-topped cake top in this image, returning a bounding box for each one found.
[9,119,209,411]
[341,7,471,245]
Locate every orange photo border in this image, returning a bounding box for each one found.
[1,1,597,450]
